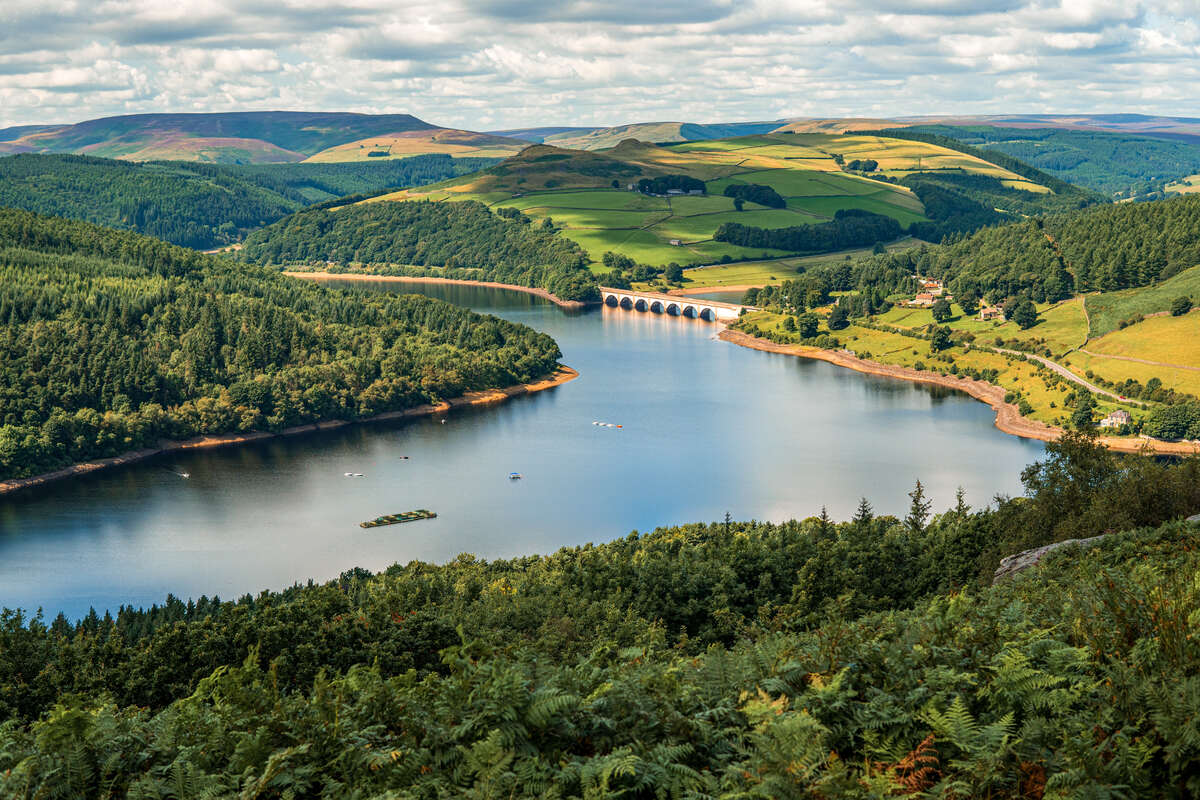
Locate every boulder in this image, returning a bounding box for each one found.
[992,535,1106,585]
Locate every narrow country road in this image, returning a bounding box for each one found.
[993,346,1121,400]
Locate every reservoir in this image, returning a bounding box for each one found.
[0,281,1045,619]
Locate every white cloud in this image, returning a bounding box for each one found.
[0,0,1196,129]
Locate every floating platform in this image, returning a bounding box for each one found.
[360,509,437,528]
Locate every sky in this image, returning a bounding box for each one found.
[1,0,1198,130]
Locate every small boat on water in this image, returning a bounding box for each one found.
[344,472,365,477]
[360,509,437,528]
[509,472,522,480]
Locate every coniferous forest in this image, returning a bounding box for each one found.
[2,433,1200,796]
[0,207,562,482]
[239,200,600,302]
[0,154,496,249]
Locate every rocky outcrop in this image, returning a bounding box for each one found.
[993,514,1200,584]
[992,535,1108,585]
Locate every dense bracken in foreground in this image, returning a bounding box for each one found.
[0,208,561,481]
[2,433,1199,796]
[239,200,599,302]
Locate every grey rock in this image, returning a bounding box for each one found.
[992,535,1107,585]
[1188,513,1200,523]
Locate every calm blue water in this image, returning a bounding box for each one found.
[0,282,1045,619]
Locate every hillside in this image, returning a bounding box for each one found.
[0,153,494,248]
[376,133,1084,268]
[239,199,597,301]
[0,207,562,482]
[3,433,1200,794]
[0,111,445,163]
[303,128,530,162]
[904,124,1200,198]
[541,120,782,149]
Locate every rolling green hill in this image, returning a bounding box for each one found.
[0,153,495,248]
[375,133,1083,268]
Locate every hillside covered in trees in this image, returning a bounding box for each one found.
[240,200,599,301]
[2,433,1200,795]
[0,153,495,249]
[0,208,562,482]
[827,192,1200,304]
[908,124,1200,198]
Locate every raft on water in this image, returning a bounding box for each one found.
[360,509,437,528]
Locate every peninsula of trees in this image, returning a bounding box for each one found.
[240,199,599,302]
[0,208,563,482]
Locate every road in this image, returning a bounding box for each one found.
[993,346,1121,400]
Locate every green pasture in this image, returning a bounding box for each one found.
[787,193,928,226]
[1084,266,1200,337]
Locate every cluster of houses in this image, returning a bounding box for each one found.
[906,277,1006,321]
[627,184,704,197]
[907,278,948,308]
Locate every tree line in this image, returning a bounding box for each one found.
[0,207,562,481]
[239,199,599,301]
[715,209,903,254]
[3,434,1200,795]
[0,153,494,249]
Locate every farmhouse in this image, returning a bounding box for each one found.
[1099,410,1132,429]
[910,292,936,307]
[669,239,682,246]
[979,306,1002,321]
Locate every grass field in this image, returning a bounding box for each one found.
[738,311,1134,429]
[875,296,1090,357]
[1084,266,1200,337]
[669,237,921,290]
[1065,350,1200,398]
[1084,311,1200,367]
[305,129,528,162]
[1166,174,1200,194]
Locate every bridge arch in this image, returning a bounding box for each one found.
[634,298,649,312]
[619,296,634,310]
[699,307,716,321]
[682,305,697,318]
[666,303,680,316]
[650,300,663,313]
[604,294,618,307]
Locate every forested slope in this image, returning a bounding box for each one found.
[2,434,1200,795]
[0,153,495,249]
[835,193,1200,303]
[240,200,599,301]
[0,208,562,481]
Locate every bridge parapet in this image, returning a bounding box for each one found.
[597,286,746,322]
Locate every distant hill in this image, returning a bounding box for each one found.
[0,153,496,248]
[896,124,1200,199]
[541,121,782,150]
[487,126,599,143]
[304,128,530,162]
[0,112,448,163]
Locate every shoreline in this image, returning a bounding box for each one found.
[718,329,1198,456]
[0,366,579,497]
[284,271,590,310]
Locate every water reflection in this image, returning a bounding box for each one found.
[0,279,1045,618]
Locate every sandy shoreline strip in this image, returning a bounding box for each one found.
[719,329,1198,456]
[284,271,589,310]
[0,366,579,497]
